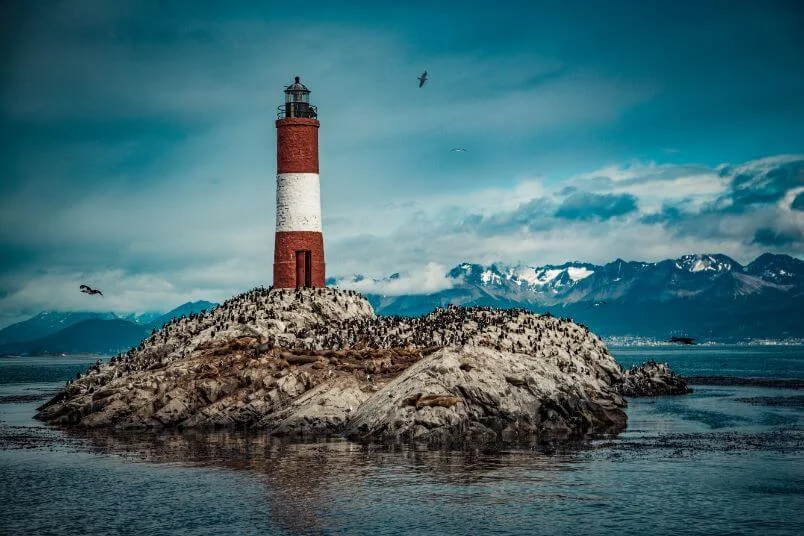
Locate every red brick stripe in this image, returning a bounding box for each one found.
[273,231,325,288]
[276,118,319,174]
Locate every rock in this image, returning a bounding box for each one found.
[345,346,625,445]
[259,376,370,436]
[35,287,682,444]
[619,360,691,396]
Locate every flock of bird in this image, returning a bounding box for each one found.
[98,287,611,386]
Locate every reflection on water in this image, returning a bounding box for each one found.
[0,386,800,535]
[53,429,602,534]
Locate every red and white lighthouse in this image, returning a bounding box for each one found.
[273,76,325,289]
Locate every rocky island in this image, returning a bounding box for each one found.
[37,288,688,444]
[620,360,692,396]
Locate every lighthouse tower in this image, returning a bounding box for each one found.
[273,76,325,289]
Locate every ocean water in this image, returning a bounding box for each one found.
[612,345,804,378]
[0,347,802,536]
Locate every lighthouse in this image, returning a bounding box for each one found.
[273,76,325,289]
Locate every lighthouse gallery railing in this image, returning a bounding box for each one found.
[277,103,318,119]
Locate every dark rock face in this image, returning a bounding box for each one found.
[619,361,691,397]
[35,288,677,445]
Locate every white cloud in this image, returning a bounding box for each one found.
[335,263,455,296]
[730,154,804,176]
[0,269,221,319]
[324,156,804,285]
[567,161,730,212]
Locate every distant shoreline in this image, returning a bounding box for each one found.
[606,340,804,347]
[686,376,803,389]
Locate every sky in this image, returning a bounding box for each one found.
[1,0,803,325]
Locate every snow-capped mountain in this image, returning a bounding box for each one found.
[439,253,802,305]
[674,253,737,273]
[334,253,804,340]
[451,261,597,293]
[745,252,804,285]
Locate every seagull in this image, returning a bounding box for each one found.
[450,148,467,152]
[418,70,428,88]
[80,284,103,296]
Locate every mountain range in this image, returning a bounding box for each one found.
[0,301,217,355]
[333,253,804,341]
[2,253,801,355]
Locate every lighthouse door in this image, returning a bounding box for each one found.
[295,250,312,288]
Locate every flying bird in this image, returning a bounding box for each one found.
[583,301,606,309]
[450,148,468,152]
[418,70,428,87]
[80,284,103,296]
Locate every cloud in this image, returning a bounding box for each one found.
[335,263,454,296]
[753,227,803,247]
[567,162,729,213]
[639,202,690,225]
[554,192,638,221]
[561,156,804,255]
[326,155,804,285]
[718,156,804,212]
[0,267,236,330]
[792,192,804,211]
[466,197,555,235]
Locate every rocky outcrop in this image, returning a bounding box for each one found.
[346,346,625,444]
[36,287,667,444]
[619,360,691,396]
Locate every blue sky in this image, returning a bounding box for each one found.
[0,0,803,324]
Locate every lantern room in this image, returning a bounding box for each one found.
[279,76,318,119]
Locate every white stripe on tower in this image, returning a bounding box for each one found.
[276,172,322,232]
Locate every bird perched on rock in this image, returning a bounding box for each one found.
[80,284,103,296]
[418,70,428,87]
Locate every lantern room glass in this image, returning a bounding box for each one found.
[281,76,316,119]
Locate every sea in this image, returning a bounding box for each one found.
[1,346,802,536]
